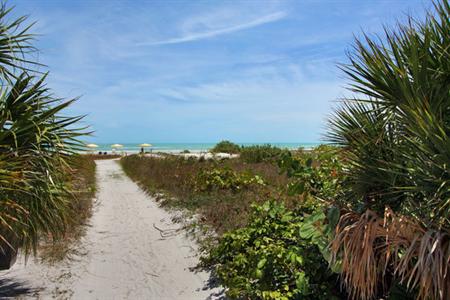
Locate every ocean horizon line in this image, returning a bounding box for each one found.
[86,142,324,153]
[87,141,322,144]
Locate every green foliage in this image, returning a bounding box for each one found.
[194,167,265,192]
[40,155,96,262]
[0,3,41,80]
[240,144,289,163]
[327,1,450,230]
[210,140,241,154]
[325,2,450,299]
[203,200,342,300]
[279,146,344,202]
[121,154,294,233]
[0,4,86,257]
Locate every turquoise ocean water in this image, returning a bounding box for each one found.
[91,142,321,153]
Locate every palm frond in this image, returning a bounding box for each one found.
[327,1,450,299]
[0,3,43,82]
[331,208,449,300]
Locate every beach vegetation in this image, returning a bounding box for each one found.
[203,146,346,299]
[279,145,344,202]
[202,200,342,300]
[210,140,241,154]
[120,153,295,233]
[194,168,265,192]
[121,149,345,298]
[240,144,289,164]
[326,1,450,299]
[40,155,96,262]
[0,3,88,264]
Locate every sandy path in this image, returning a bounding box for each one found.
[1,159,222,299]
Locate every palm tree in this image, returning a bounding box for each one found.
[327,1,449,299]
[0,4,86,267]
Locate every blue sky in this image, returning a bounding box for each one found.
[14,0,430,143]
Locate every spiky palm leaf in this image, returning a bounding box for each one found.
[0,3,42,81]
[0,4,87,260]
[0,72,86,254]
[328,0,450,228]
[327,1,450,299]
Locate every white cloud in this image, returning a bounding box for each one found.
[140,11,287,46]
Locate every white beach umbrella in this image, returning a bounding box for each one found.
[139,143,152,147]
[86,143,99,153]
[139,143,152,154]
[111,144,123,148]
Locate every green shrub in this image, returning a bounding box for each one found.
[279,145,344,202]
[210,140,241,154]
[202,200,342,300]
[194,167,264,192]
[240,144,289,163]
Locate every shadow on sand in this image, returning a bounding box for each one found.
[192,265,228,300]
[0,278,41,298]
[203,276,227,300]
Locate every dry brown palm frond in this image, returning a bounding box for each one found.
[331,209,385,300]
[395,229,450,300]
[331,208,449,300]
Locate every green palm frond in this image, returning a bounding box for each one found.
[0,3,43,82]
[0,72,87,253]
[0,3,88,258]
[327,0,450,229]
[327,1,450,299]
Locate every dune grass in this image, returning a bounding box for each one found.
[120,154,297,234]
[39,155,96,263]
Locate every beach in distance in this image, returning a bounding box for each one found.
[92,142,321,153]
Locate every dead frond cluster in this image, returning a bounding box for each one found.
[331,208,449,300]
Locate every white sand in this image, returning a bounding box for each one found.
[1,159,223,299]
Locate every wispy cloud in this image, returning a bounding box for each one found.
[16,0,427,142]
[141,11,287,46]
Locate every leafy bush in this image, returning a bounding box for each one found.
[194,168,265,192]
[210,140,241,154]
[202,200,342,300]
[240,144,289,163]
[279,145,344,202]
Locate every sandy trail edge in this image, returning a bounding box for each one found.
[1,159,223,299]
